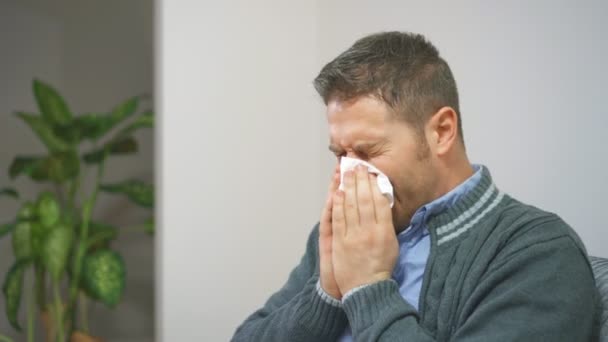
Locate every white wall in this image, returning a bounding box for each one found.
[158,1,320,341]
[160,1,607,340]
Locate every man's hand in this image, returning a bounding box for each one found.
[332,165,399,295]
[319,164,342,299]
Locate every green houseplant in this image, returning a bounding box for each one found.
[0,79,154,342]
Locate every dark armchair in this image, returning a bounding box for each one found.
[590,256,608,341]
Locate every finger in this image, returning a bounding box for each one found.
[330,166,340,193]
[370,174,392,225]
[320,200,332,237]
[342,170,359,228]
[332,190,346,238]
[320,168,341,234]
[325,172,340,212]
[368,173,378,222]
[355,165,375,226]
[318,224,333,256]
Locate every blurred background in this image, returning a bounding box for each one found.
[1,0,153,341]
[1,0,606,341]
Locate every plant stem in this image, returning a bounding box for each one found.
[52,280,65,342]
[67,154,107,331]
[35,264,46,310]
[27,271,36,342]
[68,173,82,212]
[79,291,89,333]
[0,334,14,342]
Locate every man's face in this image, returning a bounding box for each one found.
[327,95,438,231]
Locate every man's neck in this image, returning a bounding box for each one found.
[433,157,475,200]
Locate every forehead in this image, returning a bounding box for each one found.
[326,96,393,144]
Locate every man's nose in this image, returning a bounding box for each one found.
[346,151,358,159]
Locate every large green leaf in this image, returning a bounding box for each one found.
[0,187,19,200]
[84,222,119,249]
[17,201,37,221]
[115,110,154,138]
[41,223,74,281]
[57,97,140,143]
[110,96,139,123]
[9,151,79,183]
[0,222,16,239]
[9,156,42,180]
[30,222,48,259]
[11,222,33,259]
[51,122,81,146]
[36,192,61,229]
[2,259,31,331]
[63,113,114,143]
[82,136,138,164]
[100,179,153,208]
[81,249,125,307]
[15,112,71,152]
[33,79,72,126]
[45,151,80,182]
[51,114,103,144]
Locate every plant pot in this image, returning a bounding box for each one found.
[70,331,104,342]
[41,309,69,342]
[41,310,103,342]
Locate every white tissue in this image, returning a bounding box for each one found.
[338,157,394,208]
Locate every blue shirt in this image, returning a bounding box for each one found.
[338,165,483,341]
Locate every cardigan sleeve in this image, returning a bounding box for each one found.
[231,224,348,342]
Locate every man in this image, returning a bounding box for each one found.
[232,31,600,341]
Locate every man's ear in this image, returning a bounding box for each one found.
[426,106,459,156]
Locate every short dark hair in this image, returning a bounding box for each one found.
[314,31,463,143]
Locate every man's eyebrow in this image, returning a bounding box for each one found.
[328,144,342,153]
[328,140,387,154]
[353,140,387,151]
[353,142,378,150]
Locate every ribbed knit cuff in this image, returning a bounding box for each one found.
[341,283,373,302]
[315,279,342,307]
[294,278,347,338]
[342,279,415,333]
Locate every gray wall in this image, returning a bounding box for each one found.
[160,0,608,341]
[0,1,154,341]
